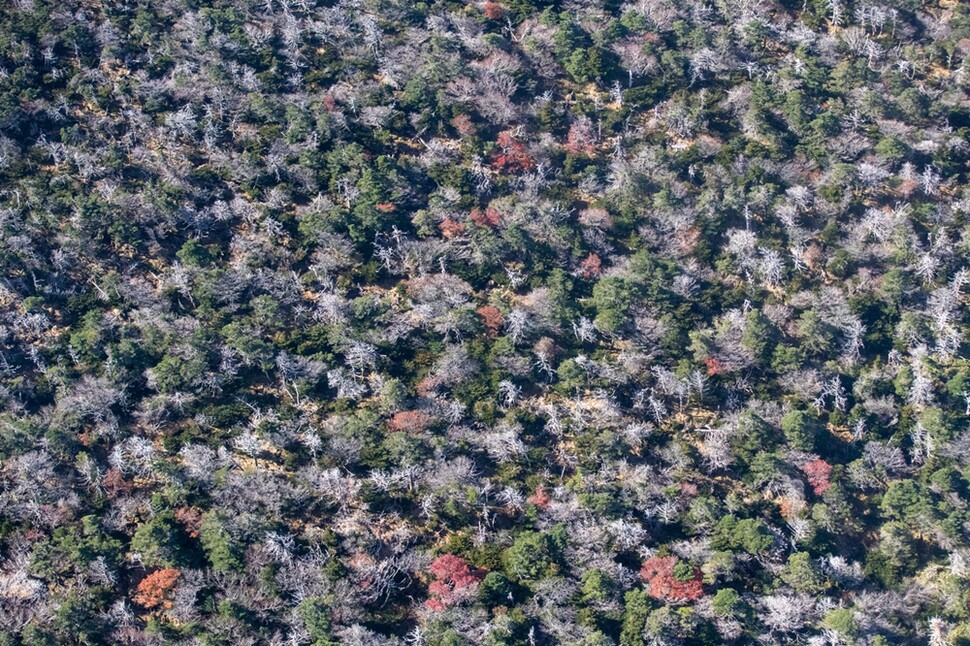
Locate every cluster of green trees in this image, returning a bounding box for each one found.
[0,0,968,644]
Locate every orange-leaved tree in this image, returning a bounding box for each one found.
[134,568,181,609]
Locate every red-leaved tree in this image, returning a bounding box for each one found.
[451,113,476,136]
[388,410,431,434]
[426,554,482,611]
[526,485,551,509]
[175,507,202,539]
[471,206,502,228]
[483,1,505,20]
[564,117,597,155]
[578,253,603,278]
[439,218,465,238]
[640,556,703,603]
[490,130,535,173]
[704,357,727,376]
[801,459,832,496]
[477,305,505,336]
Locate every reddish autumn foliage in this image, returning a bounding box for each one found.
[896,178,919,198]
[490,130,535,173]
[705,356,727,376]
[485,207,503,226]
[564,118,597,155]
[477,305,505,335]
[388,410,431,434]
[801,459,832,496]
[103,467,133,497]
[439,218,465,238]
[778,496,804,519]
[578,253,603,278]
[495,130,518,150]
[439,219,463,237]
[470,206,502,228]
[429,554,477,583]
[175,507,203,538]
[134,568,181,609]
[426,554,481,611]
[526,485,551,509]
[451,113,476,136]
[640,556,703,603]
[677,226,702,253]
[415,376,439,397]
[483,2,505,20]
[778,497,795,518]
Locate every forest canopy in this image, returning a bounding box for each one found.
[0,0,969,644]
